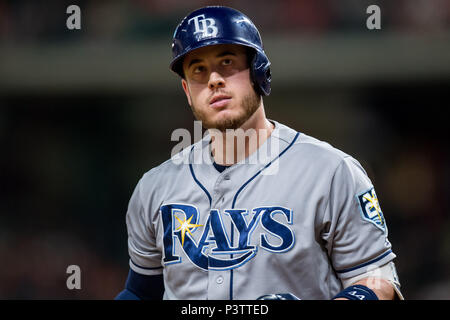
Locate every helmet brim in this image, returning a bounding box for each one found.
[169,38,263,78]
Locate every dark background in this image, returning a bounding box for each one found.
[0,0,449,299]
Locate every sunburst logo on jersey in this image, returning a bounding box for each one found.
[357,187,386,232]
[363,192,382,222]
[175,215,203,246]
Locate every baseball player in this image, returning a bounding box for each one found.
[116,6,403,300]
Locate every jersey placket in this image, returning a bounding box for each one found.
[207,170,234,299]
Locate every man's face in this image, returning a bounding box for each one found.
[181,44,261,132]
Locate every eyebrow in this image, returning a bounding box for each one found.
[187,51,237,69]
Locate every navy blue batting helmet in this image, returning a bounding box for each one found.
[170,6,272,96]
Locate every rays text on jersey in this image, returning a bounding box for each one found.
[161,203,295,271]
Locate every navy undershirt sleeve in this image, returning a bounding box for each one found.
[115,269,164,300]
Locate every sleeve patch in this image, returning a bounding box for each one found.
[356,187,386,233]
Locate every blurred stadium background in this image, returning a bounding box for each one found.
[0,0,449,299]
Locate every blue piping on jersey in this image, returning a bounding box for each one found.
[335,249,393,274]
[231,132,300,209]
[130,258,164,270]
[189,146,213,206]
[229,131,300,300]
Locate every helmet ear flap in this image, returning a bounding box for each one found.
[250,49,272,96]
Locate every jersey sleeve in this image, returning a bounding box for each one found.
[126,178,163,276]
[322,156,396,280]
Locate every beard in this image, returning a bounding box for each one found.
[190,90,261,132]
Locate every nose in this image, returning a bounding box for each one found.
[208,71,225,90]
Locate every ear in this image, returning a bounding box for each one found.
[181,79,192,106]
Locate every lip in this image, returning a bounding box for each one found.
[209,94,232,108]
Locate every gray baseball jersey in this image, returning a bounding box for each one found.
[125,120,397,300]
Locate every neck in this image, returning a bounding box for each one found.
[209,105,274,166]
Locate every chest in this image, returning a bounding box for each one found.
[153,162,330,272]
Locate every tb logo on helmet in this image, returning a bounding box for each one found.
[188,14,218,39]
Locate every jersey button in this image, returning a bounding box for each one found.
[216,276,224,284]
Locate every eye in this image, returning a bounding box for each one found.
[193,65,206,74]
[222,58,232,66]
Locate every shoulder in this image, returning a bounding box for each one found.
[292,133,372,194]
[297,133,369,179]
[273,121,349,162]
[295,133,349,158]
[273,122,368,181]
[291,131,355,169]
